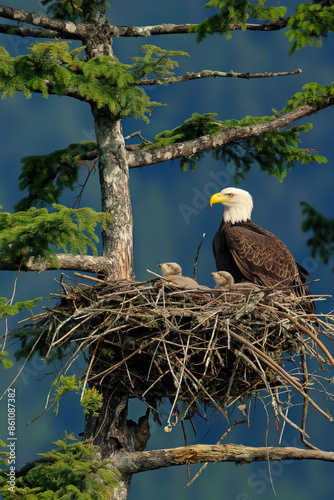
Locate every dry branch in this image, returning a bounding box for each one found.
[0,4,86,38]
[115,443,334,475]
[138,69,302,86]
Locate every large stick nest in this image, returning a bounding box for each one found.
[14,273,334,432]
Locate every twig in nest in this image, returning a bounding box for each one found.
[166,336,190,427]
[230,326,332,420]
[193,233,205,280]
[300,348,319,450]
[81,338,101,401]
[262,304,334,369]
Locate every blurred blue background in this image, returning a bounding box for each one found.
[1,1,334,499]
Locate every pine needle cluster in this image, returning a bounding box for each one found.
[0,434,120,499]
[0,204,112,266]
[0,42,189,122]
[41,0,84,21]
[301,201,334,269]
[192,0,286,42]
[148,112,326,180]
[286,2,334,55]
[15,141,97,212]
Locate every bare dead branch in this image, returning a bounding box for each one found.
[124,131,152,145]
[139,69,302,86]
[0,24,73,39]
[300,348,319,450]
[115,443,334,475]
[193,233,205,280]
[0,4,87,39]
[185,419,248,488]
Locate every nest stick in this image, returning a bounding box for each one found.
[260,304,334,369]
[300,348,319,450]
[74,272,106,283]
[193,232,205,280]
[167,336,191,426]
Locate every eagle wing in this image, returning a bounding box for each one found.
[226,224,303,288]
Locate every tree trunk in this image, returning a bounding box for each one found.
[93,108,134,280]
[83,389,150,499]
[81,5,139,498]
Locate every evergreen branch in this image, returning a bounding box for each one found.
[0,254,115,276]
[0,204,112,268]
[115,444,334,475]
[0,23,82,40]
[127,95,334,168]
[0,4,86,38]
[0,42,163,119]
[138,68,302,86]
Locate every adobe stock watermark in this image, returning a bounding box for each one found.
[18,356,49,387]
[178,169,232,224]
[6,387,17,494]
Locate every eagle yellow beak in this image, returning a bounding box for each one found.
[210,192,224,207]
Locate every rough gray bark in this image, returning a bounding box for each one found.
[0,4,87,37]
[0,255,115,276]
[82,390,150,500]
[114,444,334,475]
[93,108,134,280]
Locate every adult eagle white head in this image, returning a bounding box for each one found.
[209,187,315,312]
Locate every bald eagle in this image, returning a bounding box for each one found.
[210,187,315,311]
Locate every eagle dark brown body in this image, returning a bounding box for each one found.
[210,187,315,312]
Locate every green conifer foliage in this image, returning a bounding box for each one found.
[0,205,112,265]
[149,112,326,179]
[41,0,84,21]
[192,0,286,42]
[0,344,13,369]
[286,2,334,55]
[0,42,188,121]
[15,142,97,211]
[301,201,334,268]
[51,375,104,417]
[0,434,120,499]
[0,297,42,320]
